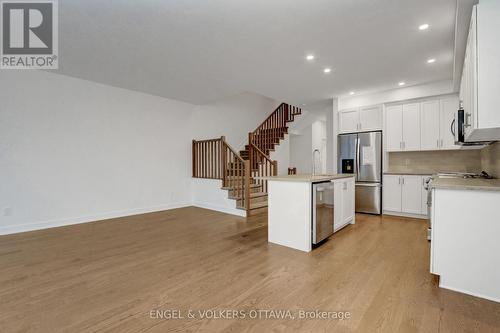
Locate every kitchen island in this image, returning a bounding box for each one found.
[263,174,355,252]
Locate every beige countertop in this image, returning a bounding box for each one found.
[384,172,433,176]
[430,178,500,191]
[259,174,354,183]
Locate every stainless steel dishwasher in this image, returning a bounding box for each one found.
[312,181,335,244]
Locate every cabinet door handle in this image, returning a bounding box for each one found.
[402,177,405,185]
[398,177,401,185]
[437,139,439,148]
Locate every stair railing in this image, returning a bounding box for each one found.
[250,103,301,154]
[192,136,249,210]
[248,133,277,194]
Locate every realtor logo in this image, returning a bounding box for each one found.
[1,0,58,69]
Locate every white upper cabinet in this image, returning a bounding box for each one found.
[420,97,460,150]
[385,102,421,152]
[359,105,383,132]
[385,105,403,151]
[402,103,421,151]
[460,3,500,142]
[339,105,382,134]
[420,100,441,150]
[440,97,460,149]
[339,108,359,133]
[386,96,461,152]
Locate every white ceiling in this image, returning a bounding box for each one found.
[55,0,465,105]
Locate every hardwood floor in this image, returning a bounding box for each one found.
[1,208,499,332]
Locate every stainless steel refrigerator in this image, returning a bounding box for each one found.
[338,131,382,214]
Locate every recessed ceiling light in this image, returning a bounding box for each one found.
[419,24,429,30]
[349,91,355,95]
[427,58,436,64]
[398,81,406,86]
[323,68,331,74]
[306,54,315,61]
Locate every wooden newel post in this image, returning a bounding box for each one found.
[248,132,253,170]
[192,140,196,177]
[244,160,251,213]
[273,161,278,176]
[221,136,227,187]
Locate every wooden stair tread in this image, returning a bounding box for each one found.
[221,183,261,190]
[229,191,267,200]
[236,201,268,211]
[250,201,268,210]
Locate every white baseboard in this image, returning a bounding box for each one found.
[439,282,500,304]
[192,202,246,217]
[383,211,428,220]
[0,202,191,236]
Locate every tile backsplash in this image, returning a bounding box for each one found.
[387,150,483,174]
[481,142,500,178]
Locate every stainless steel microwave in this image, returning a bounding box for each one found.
[454,109,493,146]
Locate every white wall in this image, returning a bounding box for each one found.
[290,127,312,174]
[269,134,290,176]
[331,98,339,173]
[190,91,280,150]
[0,71,195,235]
[338,80,454,110]
[288,108,330,175]
[326,99,335,173]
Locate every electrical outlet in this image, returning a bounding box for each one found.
[3,207,12,217]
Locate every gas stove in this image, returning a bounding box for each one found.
[433,171,493,179]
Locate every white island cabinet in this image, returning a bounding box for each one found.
[266,174,355,252]
[430,178,500,302]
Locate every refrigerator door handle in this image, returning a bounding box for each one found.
[355,136,360,180]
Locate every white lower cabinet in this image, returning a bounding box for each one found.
[334,177,355,231]
[383,174,428,218]
[382,175,402,211]
[401,176,422,214]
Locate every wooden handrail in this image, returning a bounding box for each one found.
[250,103,301,155]
[222,138,244,163]
[249,142,274,165]
[192,136,248,210]
[253,102,286,131]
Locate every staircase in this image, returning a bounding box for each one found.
[192,103,302,216]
